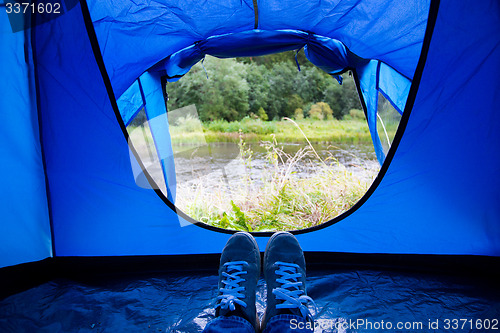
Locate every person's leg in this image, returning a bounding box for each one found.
[261,232,316,333]
[202,232,261,333]
[202,316,255,333]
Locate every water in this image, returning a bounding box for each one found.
[134,140,380,205]
[133,140,380,226]
[171,141,379,188]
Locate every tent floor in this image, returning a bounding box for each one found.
[1,267,499,332]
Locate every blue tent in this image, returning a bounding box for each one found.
[1,0,499,330]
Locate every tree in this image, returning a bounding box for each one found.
[266,61,297,119]
[236,49,308,69]
[167,55,362,122]
[285,94,304,118]
[246,63,270,115]
[323,74,360,119]
[294,66,329,104]
[323,83,344,119]
[167,56,249,122]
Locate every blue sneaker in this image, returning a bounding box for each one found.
[262,232,316,331]
[215,232,261,330]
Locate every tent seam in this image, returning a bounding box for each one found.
[31,7,57,257]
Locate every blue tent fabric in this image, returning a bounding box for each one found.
[357,60,386,164]
[378,62,410,115]
[116,72,177,201]
[355,60,411,164]
[1,1,500,330]
[1,269,499,332]
[116,80,145,127]
[0,0,499,273]
[0,0,488,262]
[257,0,429,80]
[89,0,429,98]
[0,7,52,267]
[140,71,177,202]
[152,30,360,81]
[31,2,234,257]
[88,0,257,98]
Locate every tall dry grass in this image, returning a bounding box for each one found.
[175,120,379,231]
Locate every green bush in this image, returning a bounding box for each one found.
[349,108,365,120]
[257,107,269,121]
[294,108,304,120]
[204,119,276,135]
[308,102,333,120]
[173,115,202,132]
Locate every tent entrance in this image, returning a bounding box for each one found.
[122,48,405,232]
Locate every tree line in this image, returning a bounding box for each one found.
[166,51,362,122]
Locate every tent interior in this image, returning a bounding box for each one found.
[2,260,499,332]
[1,0,500,331]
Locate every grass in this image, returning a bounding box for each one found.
[165,117,398,145]
[175,129,379,231]
[128,117,384,231]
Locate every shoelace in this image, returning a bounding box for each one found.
[272,261,317,320]
[216,261,248,312]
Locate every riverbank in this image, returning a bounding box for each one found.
[128,117,387,231]
[175,136,379,231]
[166,118,398,145]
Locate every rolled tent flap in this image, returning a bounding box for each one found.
[116,80,145,127]
[378,62,411,115]
[357,60,386,164]
[144,29,409,166]
[151,29,359,81]
[140,72,177,203]
[116,72,177,203]
[357,60,412,164]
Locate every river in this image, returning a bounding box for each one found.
[168,141,379,189]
